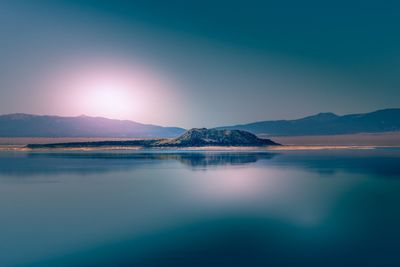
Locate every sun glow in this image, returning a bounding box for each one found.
[77,75,141,119]
[44,56,179,123]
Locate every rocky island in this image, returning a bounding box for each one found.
[26,128,280,149]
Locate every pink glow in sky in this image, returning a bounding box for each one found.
[41,56,182,126]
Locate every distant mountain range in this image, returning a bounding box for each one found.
[0,114,185,138]
[218,108,400,136]
[1,108,399,138]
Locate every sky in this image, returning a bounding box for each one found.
[0,0,399,128]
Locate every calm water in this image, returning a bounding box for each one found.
[1,149,400,267]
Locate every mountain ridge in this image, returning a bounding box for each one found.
[217,108,400,136]
[0,113,185,138]
[1,108,400,138]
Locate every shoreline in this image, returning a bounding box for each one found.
[1,145,399,152]
[1,132,399,146]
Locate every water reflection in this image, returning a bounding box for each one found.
[0,152,276,177]
[1,149,400,267]
[0,149,399,178]
[270,149,400,178]
[155,152,276,168]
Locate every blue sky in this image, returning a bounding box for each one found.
[0,0,399,127]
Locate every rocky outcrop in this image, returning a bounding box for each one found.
[26,128,280,149]
[156,128,280,147]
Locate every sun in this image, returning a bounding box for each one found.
[63,61,151,120]
[45,56,180,124]
[82,78,137,119]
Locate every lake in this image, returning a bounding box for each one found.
[1,149,400,267]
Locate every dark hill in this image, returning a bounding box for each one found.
[26,128,280,149]
[155,128,280,147]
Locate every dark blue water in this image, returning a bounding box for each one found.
[1,149,400,267]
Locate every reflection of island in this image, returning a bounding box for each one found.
[0,152,277,177]
[1,149,399,178]
[26,128,280,149]
[155,152,276,168]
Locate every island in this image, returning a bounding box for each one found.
[26,128,280,149]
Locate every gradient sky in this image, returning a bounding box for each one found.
[1,0,399,128]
